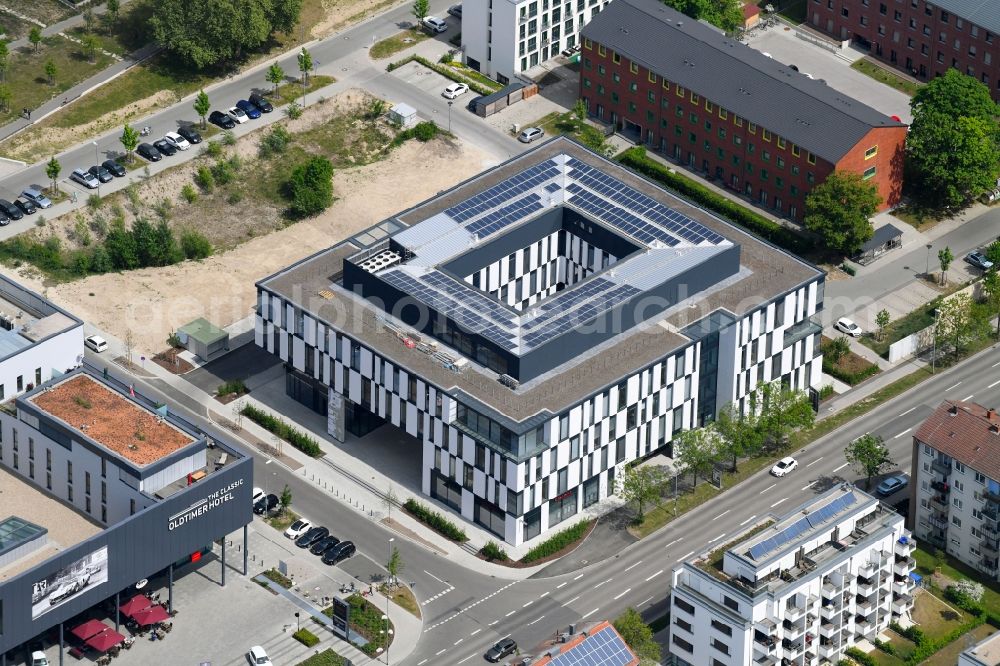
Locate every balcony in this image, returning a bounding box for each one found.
[892,594,914,614]
[982,537,999,553]
[754,633,777,654]
[986,489,1000,504]
[819,622,839,639]
[932,458,952,475]
[855,618,873,636]
[818,642,839,659]
[821,603,841,621]
[894,557,915,576]
[929,495,949,512]
[931,480,950,493]
[856,598,876,615]
[785,605,806,622]
[753,656,777,666]
[856,578,877,597]
[822,581,838,598]
[782,638,805,656]
[858,561,877,578]
[894,537,915,557]
[784,620,805,639]
[980,557,999,573]
[893,579,914,596]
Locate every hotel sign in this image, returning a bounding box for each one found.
[168,479,244,531]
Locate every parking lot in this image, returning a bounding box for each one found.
[747,25,913,123]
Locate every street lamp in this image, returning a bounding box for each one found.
[447,101,453,133]
[931,308,940,374]
[92,141,100,198]
[387,537,395,585]
[386,537,394,665]
[926,244,933,278]
[264,458,272,501]
[302,61,318,107]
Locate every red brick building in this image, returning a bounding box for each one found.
[580,0,908,222]
[809,0,1000,101]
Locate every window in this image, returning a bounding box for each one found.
[718,107,727,119]
[723,596,739,611]
[762,128,771,141]
[777,136,786,149]
[734,115,743,127]
[674,597,695,614]
[647,71,656,83]
[611,51,620,63]
[629,61,637,73]
[865,145,878,159]
[676,85,685,97]
[711,619,733,636]
[748,122,757,134]
[672,636,693,653]
[807,152,816,165]
[662,78,669,90]
[597,44,605,55]
[791,144,800,157]
[863,166,877,180]
[584,38,592,48]
[711,639,730,655]
[705,100,713,112]
[690,91,699,104]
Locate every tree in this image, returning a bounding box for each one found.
[912,68,999,125]
[0,84,10,114]
[382,484,399,523]
[875,308,891,341]
[844,433,893,491]
[673,426,718,486]
[106,0,121,24]
[265,61,284,94]
[985,240,1000,267]
[938,246,953,285]
[759,381,814,449]
[803,171,881,256]
[193,89,210,129]
[613,608,661,664]
[660,0,743,32]
[123,328,135,366]
[285,154,333,217]
[83,8,96,32]
[120,124,139,163]
[0,41,9,83]
[386,546,404,585]
[573,98,587,121]
[45,156,61,194]
[823,336,851,365]
[279,484,292,512]
[713,402,764,472]
[616,464,669,521]
[81,34,100,63]
[937,292,989,361]
[413,0,430,22]
[297,47,312,86]
[981,269,1000,339]
[43,59,57,85]
[29,27,42,53]
[148,0,303,69]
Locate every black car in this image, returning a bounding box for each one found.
[209,110,236,129]
[14,197,36,215]
[248,92,274,113]
[0,209,9,226]
[102,159,126,177]
[0,199,23,221]
[137,143,161,162]
[253,493,279,515]
[485,638,517,662]
[321,541,356,565]
[88,164,114,183]
[294,526,330,548]
[177,125,203,144]
[309,535,341,556]
[153,139,177,156]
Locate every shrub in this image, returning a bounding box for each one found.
[285,102,303,119]
[87,193,101,210]
[841,263,857,276]
[74,217,92,246]
[822,359,880,386]
[259,125,292,158]
[403,498,468,542]
[819,384,834,399]
[240,404,322,457]
[872,638,897,656]
[439,51,453,63]
[844,647,878,666]
[413,121,438,141]
[211,158,237,185]
[217,379,247,396]
[521,520,593,563]
[204,140,223,158]
[951,579,985,602]
[292,628,320,647]
[194,165,215,192]
[180,230,213,259]
[180,184,198,203]
[285,155,334,218]
[480,540,508,561]
[222,129,236,146]
[227,189,244,205]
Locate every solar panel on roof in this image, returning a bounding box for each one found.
[548,626,636,666]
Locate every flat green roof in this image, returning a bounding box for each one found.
[178,317,228,346]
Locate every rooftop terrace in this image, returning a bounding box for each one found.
[28,374,196,466]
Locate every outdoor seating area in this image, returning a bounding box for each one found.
[61,590,174,664]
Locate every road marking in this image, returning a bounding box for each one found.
[470,629,481,637]
[594,578,613,589]
[947,381,962,391]
[423,570,447,584]
[806,457,823,467]
[771,497,788,508]
[899,407,917,417]
[624,561,642,573]
[994,360,1000,367]
[990,379,1000,388]
[418,661,428,665]
[566,595,581,605]
[613,588,632,600]
[681,550,695,560]
[457,655,475,665]
[505,610,517,617]
[760,483,776,494]
[435,649,447,656]
[833,462,849,473]
[581,607,600,619]
[639,596,654,606]
[894,428,912,439]
[527,615,546,626]
[646,570,664,582]
[963,394,975,401]
[522,601,533,608]
[454,639,464,646]
[573,574,585,581]
[802,480,817,490]
[421,585,456,605]
[556,582,568,589]
[740,515,758,526]
[539,592,550,599]
[714,510,731,520]
[488,620,499,626]
[708,532,727,543]
[664,538,682,548]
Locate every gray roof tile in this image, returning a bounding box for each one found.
[581,0,904,163]
[932,0,1000,37]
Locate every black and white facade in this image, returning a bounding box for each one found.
[255,138,824,546]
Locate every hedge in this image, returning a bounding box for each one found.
[240,404,323,457]
[387,54,497,95]
[844,647,878,666]
[616,147,812,255]
[480,540,509,561]
[822,359,880,386]
[293,628,320,647]
[521,520,593,563]
[403,498,469,542]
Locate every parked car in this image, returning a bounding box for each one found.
[466,96,481,112]
[0,199,23,220]
[252,486,265,505]
[30,651,49,666]
[84,335,108,353]
[236,100,262,119]
[284,519,312,539]
[21,187,52,209]
[0,209,9,225]
[422,16,448,32]
[295,526,330,548]
[228,106,249,124]
[70,168,100,189]
[834,317,863,337]
[447,4,462,17]
[88,164,114,183]
[876,473,909,497]
[102,159,126,177]
[966,251,994,271]
[249,92,274,113]
[309,535,341,556]
[136,143,161,162]
[14,196,37,215]
[153,139,177,156]
[485,638,517,662]
[442,82,469,99]
[247,646,273,666]
[164,131,191,151]
[518,127,544,143]
[770,456,798,477]
[209,110,236,129]
[253,493,279,515]
[321,541,356,565]
[176,125,203,144]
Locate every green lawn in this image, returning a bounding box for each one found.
[769,0,807,23]
[273,75,337,107]
[296,649,349,666]
[912,588,973,641]
[534,111,612,155]
[925,623,995,665]
[0,10,35,41]
[851,58,922,96]
[860,300,941,357]
[914,546,1000,617]
[369,29,430,60]
[440,61,503,92]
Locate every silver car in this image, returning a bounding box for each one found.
[518,127,544,143]
[21,187,52,208]
[70,168,99,189]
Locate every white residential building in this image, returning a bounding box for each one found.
[669,485,916,666]
[910,400,1000,579]
[461,0,611,84]
[959,631,1000,666]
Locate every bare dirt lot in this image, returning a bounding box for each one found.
[0,91,494,356]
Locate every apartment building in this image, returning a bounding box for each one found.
[580,0,908,222]
[808,0,1000,101]
[670,485,916,666]
[461,0,611,84]
[960,631,1000,666]
[910,400,1000,579]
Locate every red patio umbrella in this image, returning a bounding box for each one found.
[132,604,170,626]
[70,619,108,641]
[84,628,125,653]
[119,595,152,618]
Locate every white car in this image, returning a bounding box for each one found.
[423,16,448,33]
[835,317,863,337]
[164,131,191,151]
[247,646,272,666]
[84,335,108,353]
[284,519,312,539]
[228,106,249,124]
[31,652,49,666]
[442,82,469,99]
[771,456,798,477]
[252,487,265,505]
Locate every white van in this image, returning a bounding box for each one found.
[84,335,108,353]
[31,652,49,666]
